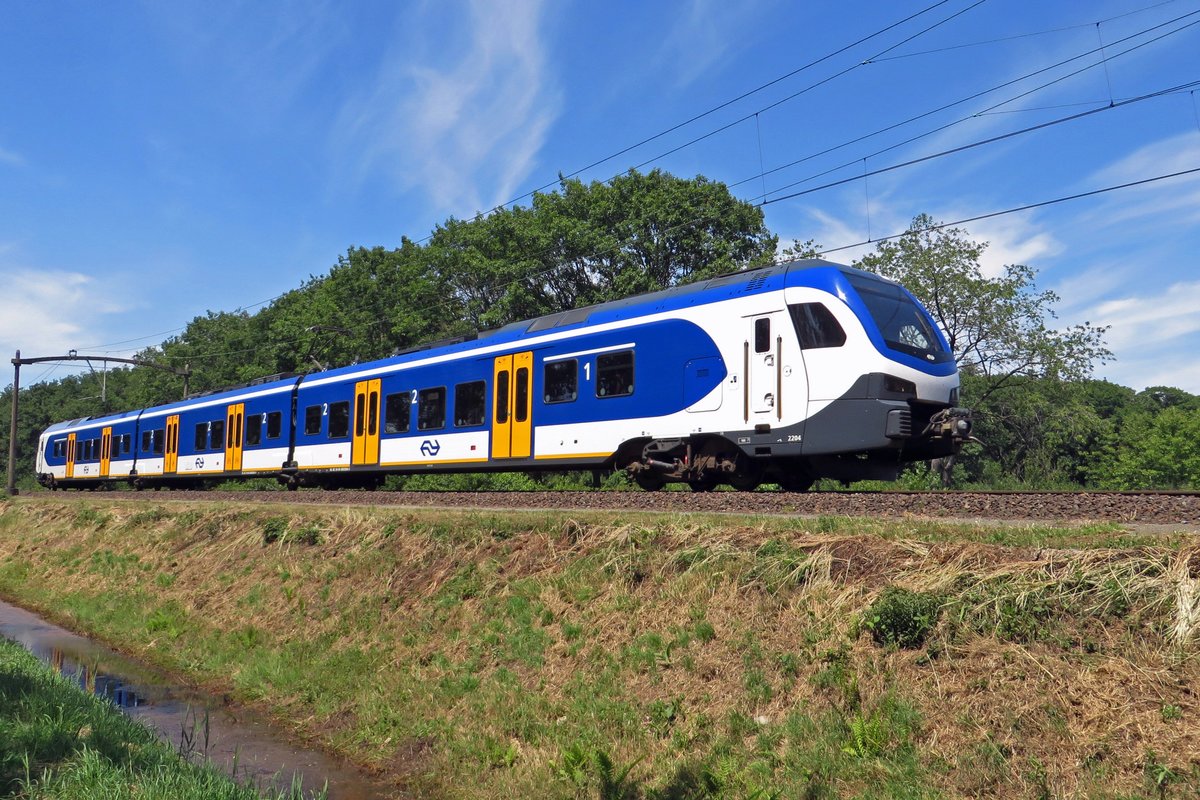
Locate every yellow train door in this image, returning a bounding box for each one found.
[164,415,180,474]
[224,404,244,472]
[100,427,112,478]
[66,433,76,479]
[352,379,381,466]
[491,352,532,459]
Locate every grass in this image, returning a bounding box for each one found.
[0,636,322,800]
[0,497,1199,798]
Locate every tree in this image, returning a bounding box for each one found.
[428,169,777,330]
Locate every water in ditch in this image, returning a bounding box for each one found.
[0,598,392,799]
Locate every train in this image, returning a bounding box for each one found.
[35,258,971,492]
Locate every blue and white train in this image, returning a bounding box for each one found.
[35,259,971,492]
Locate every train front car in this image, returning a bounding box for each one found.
[775,260,970,486]
[622,258,970,491]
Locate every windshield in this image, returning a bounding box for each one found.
[844,272,951,363]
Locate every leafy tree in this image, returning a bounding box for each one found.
[429,169,777,330]
[1096,405,1200,489]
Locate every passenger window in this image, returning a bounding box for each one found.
[418,388,445,430]
[122,434,131,454]
[210,420,225,450]
[495,373,510,424]
[384,392,410,434]
[544,360,577,403]
[328,401,351,438]
[596,351,634,398]
[153,430,164,454]
[195,423,208,451]
[789,303,847,349]
[245,415,262,446]
[142,431,153,452]
[755,318,771,353]
[54,441,64,458]
[515,368,529,422]
[267,411,282,439]
[455,381,485,427]
[305,405,322,436]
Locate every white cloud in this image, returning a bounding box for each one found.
[1089,280,1200,351]
[0,262,132,390]
[0,144,23,167]
[652,0,770,88]
[336,0,559,217]
[956,215,1062,278]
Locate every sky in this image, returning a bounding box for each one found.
[2,0,1199,396]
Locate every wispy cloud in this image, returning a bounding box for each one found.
[336,0,560,218]
[652,0,771,88]
[0,143,25,167]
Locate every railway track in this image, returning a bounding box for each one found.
[26,489,1200,526]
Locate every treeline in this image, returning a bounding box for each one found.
[2,170,1197,490]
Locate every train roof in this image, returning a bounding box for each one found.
[302,259,871,383]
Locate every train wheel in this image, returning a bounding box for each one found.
[634,473,665,492]
[779,473,814,493]
[729,474,761,492]
[688,476,718,493]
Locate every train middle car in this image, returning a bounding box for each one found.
[35,259,971,492]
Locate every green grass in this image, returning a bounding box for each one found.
[0,637,322,800]
[1,499,1199,799]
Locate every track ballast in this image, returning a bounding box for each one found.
[38,489,1200,526]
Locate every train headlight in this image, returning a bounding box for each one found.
[882,375,917,396]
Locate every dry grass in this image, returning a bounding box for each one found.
[1,497,1198,798]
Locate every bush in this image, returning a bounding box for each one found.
[864,587,942,649]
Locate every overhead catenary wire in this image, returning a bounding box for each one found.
[728,7,1200,198]
[813,166,1200,257]
[759,79,1200,207]
[407,0,965,243]
[865,0,1180,62]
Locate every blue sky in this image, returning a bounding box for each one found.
[2,0,1199,395]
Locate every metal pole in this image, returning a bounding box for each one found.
[6,351,20,496]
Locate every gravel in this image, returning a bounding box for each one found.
[56,489,1200,526]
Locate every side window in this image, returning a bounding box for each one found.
[328,401,351,438]
[54,441,64,458]
[83,439,92,460]
[305,405,322,436]
[194,423,208,451]
[245,414,262,446]
[142,430,153,453]
[122,434,131,454]
[266,411,282,439]
[417,388,445,430]
[596,350,634,398]
[210,419,225,451]
[515,368,529,423]
[544,360,577,403]
[153,429,164,454]
[789,303,847,349]
[755,318,771,353]
[495,373,510,424]
[454,381,486,427]
[384,392,410,434]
